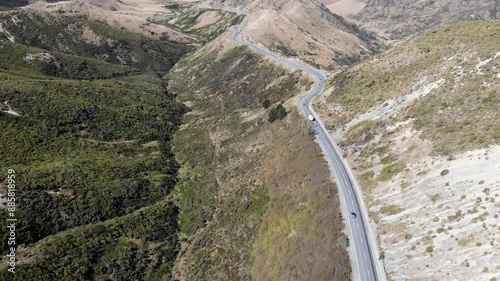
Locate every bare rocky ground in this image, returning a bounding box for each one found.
[350,120,500,280]
[373,142,500,281]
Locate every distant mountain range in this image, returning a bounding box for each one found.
[321,0,500,39]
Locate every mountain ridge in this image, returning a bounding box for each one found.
[323,0,500,39]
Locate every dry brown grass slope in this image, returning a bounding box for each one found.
[251,111,350,281]
[199,0,383,69]
[24,0,195,42]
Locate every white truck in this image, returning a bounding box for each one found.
[308,114,315,121]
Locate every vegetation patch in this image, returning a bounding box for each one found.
[168,44,350,280]
[0,201,180,280]
[268,104,287,123]
[252,113,351,281]
[380,204,404,215]
[377,163,406,181]
[359,170,377,191]
[168,45,303,279]
[0,11,191,279]
[0,11,191,73]
[165,9,244,43]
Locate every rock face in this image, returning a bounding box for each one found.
[332,0,500,39]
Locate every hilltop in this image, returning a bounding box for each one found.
[197,0,383,69]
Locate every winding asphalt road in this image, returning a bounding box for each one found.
[230,26,383,281]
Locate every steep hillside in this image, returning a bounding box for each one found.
[199,0,287,12]
[23,0,195,41]
[322,0,500,39]
[163,8,245,43]
[0,11,191,72]
[0,5,354,280]
[167,33,351,280]
[199,0,383,69]
[315,20,500,280]
[0,0,65,6]
[0,11,190,280]
[0,0,32,7]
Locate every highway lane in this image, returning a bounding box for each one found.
[230,25,383,281]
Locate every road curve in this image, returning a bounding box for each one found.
[230,25,384,281]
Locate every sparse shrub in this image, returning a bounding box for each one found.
[440,169,449,176]
[430,193,440,202]
[426,246,433,253]
[494,124,500,139]
[268,104,287,123]
[377,163,406,181]
[380,155,394,164]
[361,170,375,179]
[376,146,389,156]
[359,170,377,190]
[483,92,497,103]
[437,227,445,234]
[448,210,463,221]
[344,120,381,145]
[262,98,271,109]
[400,181,410,189]
[379,204,403,215]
